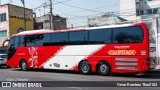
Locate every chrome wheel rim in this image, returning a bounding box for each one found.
[82,63,90,73]
[22,62,27,70]
[100,64,108,74]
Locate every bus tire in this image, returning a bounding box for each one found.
[78,61,91,75]
[97,61,111,76]
[7,66,11,68]
[20,60,28,71]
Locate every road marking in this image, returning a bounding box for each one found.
[144,87,160,90]
[67,87,82,90]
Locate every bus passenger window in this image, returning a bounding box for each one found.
[89,29,112,44]
[8,37,15,52]
[113,26,143,44]
[69,31,88,45]
[51,32,68,46]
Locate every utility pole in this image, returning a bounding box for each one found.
[49,0,54,30]
[21,0,26,31]
[43,3,47,15]
[71,24,73,29]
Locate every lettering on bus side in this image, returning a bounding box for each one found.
[108,50,137,55]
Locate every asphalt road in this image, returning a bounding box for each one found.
[0,67,160,90]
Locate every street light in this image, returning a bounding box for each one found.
[20,0,26,31]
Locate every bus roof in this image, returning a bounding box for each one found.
[87,23,132,30]
[14,22,144,36]
[15,28,86,36]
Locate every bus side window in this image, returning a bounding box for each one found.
[20,36,27,47]
[51,32,68,46]
[21,35,36,47]
[8,37,15,53]
[69,31,88,45]
[15,36,20,49]
[113,26,143,44]
[35,34,51,46]
[89,29,112,44]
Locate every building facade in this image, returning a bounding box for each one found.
[119,0,138,21]
[0,4,34,54]
[34,14,67,30]
[119,0,160,20]
[88,13,127,27]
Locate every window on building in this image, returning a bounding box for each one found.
[45,20,50,23]
[143,9,152,15]
[140,8,160,15]
[158,8,160,14]
[0,13,6,22]
[0,30,7,38]
[136,10,140,16]
[148,9,152,14]
[140,10,144,15]
[153,8,158,14]
[143,10,148,15]
[146,0,152,1]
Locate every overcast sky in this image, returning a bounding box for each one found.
[0,0,119,27]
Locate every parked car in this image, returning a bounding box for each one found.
[0,54,7,67]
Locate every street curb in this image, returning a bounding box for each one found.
[155,65,160,69]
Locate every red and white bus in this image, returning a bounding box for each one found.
[4,22,157,75]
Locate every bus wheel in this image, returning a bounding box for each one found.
[20,60,27,71]
[79,61,91,75]
[7,66,11,68]
[97,62,111,76]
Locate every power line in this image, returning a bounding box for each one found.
[33,2,47,11]
[34,0,135,19]
[52,0,138,21]
[33,0,73,11]
[53,0,105,13]
[53,0,72,5]
[54,9,88,19]
[56,9,137,20]
[92,0,133,10]
[66,0,134,14]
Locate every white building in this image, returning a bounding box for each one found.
[119,0,160,20]
[88,13,127,27]
[119,0,138,21]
